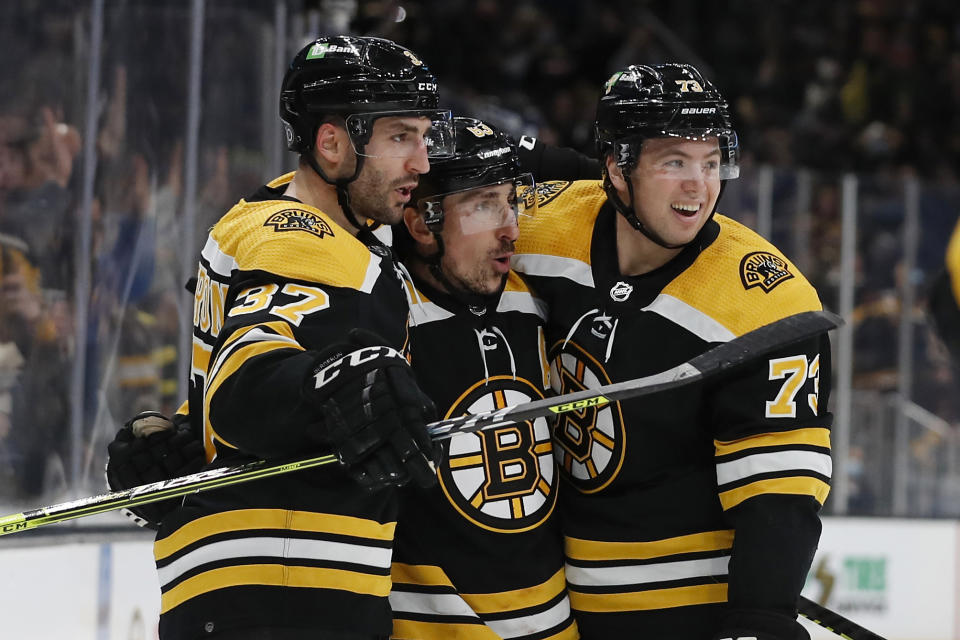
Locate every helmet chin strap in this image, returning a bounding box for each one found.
[303,149,375,240]
[604,169,727,251]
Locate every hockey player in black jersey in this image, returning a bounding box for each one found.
[111,36,453,640]
[390,117,577,639]
[511,64,833,640]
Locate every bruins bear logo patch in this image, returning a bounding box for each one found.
[520,180,571,210]
[740,251,793,292]
[264,209,334,239]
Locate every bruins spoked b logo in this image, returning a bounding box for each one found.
[549,341,626,493]
[740,251,793,292]
[439,376,557,533]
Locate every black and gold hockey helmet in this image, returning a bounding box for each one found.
[595,63,739,180]
[279,35,452,157]
[413,117,534,233]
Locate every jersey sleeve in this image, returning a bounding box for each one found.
[193,201,407,461]
[516,136,603,182]
[707,332,833,636]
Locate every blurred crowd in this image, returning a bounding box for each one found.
[0,0,958,513]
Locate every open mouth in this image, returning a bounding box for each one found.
[671,202,701,218]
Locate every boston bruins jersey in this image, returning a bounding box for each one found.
[390,272,578,640]
[512,180,832,639]
[155,173,410,638]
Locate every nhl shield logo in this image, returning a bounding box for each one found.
[609,281,633,302]
[264,209,335,239]
[739,251,793,292]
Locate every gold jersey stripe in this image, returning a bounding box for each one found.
[392,619,498,640]
[715,427,831,456]
[515,180,604,263]
[204,339,301,451]
[266,172,295,188]
[156,509,396,560]
[565,529,734,562]
[947,218,960,304]
[160,563,391,614]
[719,476,831,510]
[192,340,211,375]
[461,568,567,614]
[391,562,455,588]
[569,582,727,613]
[211,198,376,290]
[660,215,823,335]
[449,454,484,469]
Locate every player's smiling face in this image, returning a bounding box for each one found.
[629,137,722,246]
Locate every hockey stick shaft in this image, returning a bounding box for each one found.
[427,309,842,439]
[799,595,886,640]
[0,309,840,537]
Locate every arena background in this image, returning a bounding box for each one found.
[0,1,958,638]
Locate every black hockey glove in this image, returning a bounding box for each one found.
[105,411,205,529]
[305,329,439,490]
[714,609,811,640]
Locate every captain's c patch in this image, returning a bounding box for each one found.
[264,209,334,239]
[740,251,793,293]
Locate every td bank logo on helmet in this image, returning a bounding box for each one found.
[305,43,358,59]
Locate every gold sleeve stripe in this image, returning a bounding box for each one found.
[660,214,823,335]
[266,171,295,188]
[947,218,960,304]
[204,340,302,450]
[191,338,211,377]
[391,562,455,588]
[156,509,396,560]
[160,563,391,613]
[715,427,831,457]
[392,620,498,640]
[174,399,189,418]
[565,529,734,562]
[719,476,831,510]
[461,568,566,614]
[568,582,727,613]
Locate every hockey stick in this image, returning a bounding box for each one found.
[0,309,840,537]
[428,309,842,439]
[799,595,886,640]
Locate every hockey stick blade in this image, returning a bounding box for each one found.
[428,309,843,439]
[0,309,840,537]
[799,595,887,640]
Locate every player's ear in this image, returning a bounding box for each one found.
[605,155,628,191]
[403,207,435,246]
[315,121,349,164]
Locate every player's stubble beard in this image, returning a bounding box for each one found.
[441,237,515,297]
[349,162,418,226]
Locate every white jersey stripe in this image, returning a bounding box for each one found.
[389,590,479,618]
[497,290,548,320]
[564,555,730,587]
[511,254,594,288]
[716,450,833,486]
[200,234,239,278]
[408,299,456,326]
[486,595,572,639]
[158,535,392,588]
[642,294,737,343]
[358,252,383,294]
